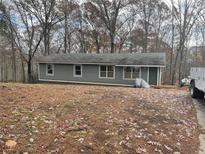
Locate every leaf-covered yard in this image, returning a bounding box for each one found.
[0,83,199,154]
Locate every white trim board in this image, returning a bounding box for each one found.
[147,67,150,84]
[123,67,141,80]
[73,64,82,78]
[46,64,54,76]
[98,65,115,80]
[38,79,133,87]
[38,63,40,81]
[159,67,162,86]
[116,65,165,68]
[38,62,116,65]
[157,67,159,86]
[37,62,165,68]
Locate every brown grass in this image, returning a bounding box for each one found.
[0,83,199,154]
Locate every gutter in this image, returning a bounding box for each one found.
[35,62,166,68]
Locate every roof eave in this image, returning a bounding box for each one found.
[36,61,166,67]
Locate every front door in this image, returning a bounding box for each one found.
[149,67,158,85]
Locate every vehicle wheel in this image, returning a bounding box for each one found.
[190,81,199,98]
[198,91,205,99]
[190,81,204,99]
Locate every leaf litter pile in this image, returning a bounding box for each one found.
[0,83,199,154]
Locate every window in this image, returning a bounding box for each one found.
[133,67,140,79]
[124,67,140,80]
[99,65,115,79]
[107,66,114,78]
[74,65,82,77]
[46,64,54,76]
[100,65,107,78]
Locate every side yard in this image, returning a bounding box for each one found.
[0,83,199,154]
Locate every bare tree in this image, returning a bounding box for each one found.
[171,0,204,82]
[198,10,205,65]
[58,0,78,53]
[0,2,17,81]
[134,0,157,52]
[170,3,175,84]
[117,14,137,53]
[152,1,170,52]
[5,0,43,82]
[89,0,129,53]
[25,0,62,55]
[83,2,107,53]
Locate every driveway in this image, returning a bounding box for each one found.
[193,99,205,154]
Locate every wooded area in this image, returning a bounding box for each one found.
[0,0,205,84]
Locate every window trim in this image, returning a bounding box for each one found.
[73,64,82,77]
[46,64,54,76]
[123,67,141,80]
[99,65,115,79]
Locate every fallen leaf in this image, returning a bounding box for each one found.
[5,140,17,148]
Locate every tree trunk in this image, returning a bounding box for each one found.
[8,12,17,82]
[178,47,184,81]
[9,12,17,82]
[170,48,174,84]
[0,64,3,82]
[47,31,50,55]
[0,63,2,82]
[0,52,3,82]
[5,59,8,82]
[172,49,180,84]
[11,40,16,82]
[178,38,185,82]
[118,43,123,53]
[68,33,71,54]
[95,38,100,54]
[110,33,115,53]
[142,31,148,53]
[129,43,133,53]
[44,28,50,55]
[94,31,100,54]
[170,24,175,84]
[144,32,148,53]
[44,32,47,56]
[155,35,159,52]
[1,52,5,82]
[80,30,85,53]
[27,59,32,83]
[143,20,149,53]
[20,54,26,83]
[64,12,68,54]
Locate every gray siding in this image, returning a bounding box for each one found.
[39,64,158,86]
[141,67,148,82]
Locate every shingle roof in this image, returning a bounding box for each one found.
[37,53,166,67]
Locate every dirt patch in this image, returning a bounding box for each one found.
[0,83,199,154]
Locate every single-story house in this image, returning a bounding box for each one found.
[37,53,166,86]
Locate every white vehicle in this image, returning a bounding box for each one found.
[180,78,191,87]
[190,67,205,99]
